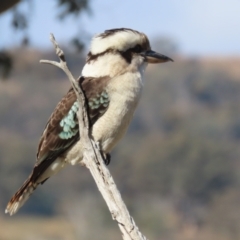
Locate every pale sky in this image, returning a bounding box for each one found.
[0,0,240,56]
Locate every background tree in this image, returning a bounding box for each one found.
[0,0,91,78]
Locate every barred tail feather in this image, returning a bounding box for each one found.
[5,178,38,216]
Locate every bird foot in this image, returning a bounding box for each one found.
[103,153,111,165]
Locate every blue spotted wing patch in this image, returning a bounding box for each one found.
[59,101,79,139]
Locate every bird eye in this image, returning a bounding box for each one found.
[133,44,142,53]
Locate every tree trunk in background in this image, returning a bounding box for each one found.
[0,0,21,14]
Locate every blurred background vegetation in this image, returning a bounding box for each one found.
[1,1,240,240]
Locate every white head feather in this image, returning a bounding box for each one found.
[82,28,150,78]
[90,28,148,54]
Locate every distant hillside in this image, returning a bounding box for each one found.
[199,57,240,79]
[1,48,240,240]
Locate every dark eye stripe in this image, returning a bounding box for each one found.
[131,44,142,53]
[87,43,144,64]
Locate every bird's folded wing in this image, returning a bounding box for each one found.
[35,76,111,170]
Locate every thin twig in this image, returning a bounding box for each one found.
[40,33,148,240]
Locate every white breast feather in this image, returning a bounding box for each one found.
[91,69,144,152]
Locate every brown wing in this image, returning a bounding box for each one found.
[37,87,78,164]
[5,76,111,215]
[35,76,111,172]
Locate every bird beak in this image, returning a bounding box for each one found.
[141,50,173,64]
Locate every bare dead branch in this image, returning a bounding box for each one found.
[40,33,148,240]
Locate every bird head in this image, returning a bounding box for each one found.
[82,28,173,77]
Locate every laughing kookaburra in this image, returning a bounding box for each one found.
[5,28,172,215]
